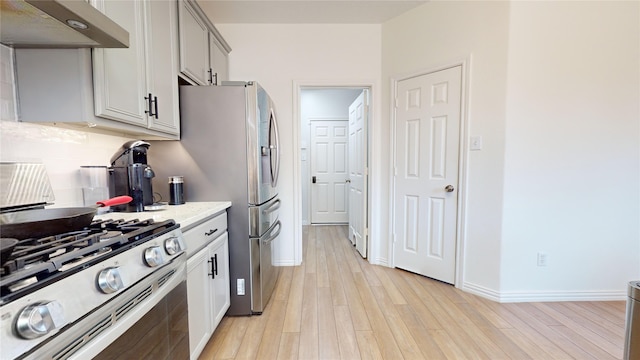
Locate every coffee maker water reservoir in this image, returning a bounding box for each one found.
[109,140,155,212]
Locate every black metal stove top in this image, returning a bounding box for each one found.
[0,218,178,303]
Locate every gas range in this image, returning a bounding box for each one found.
[1,218,179,304]
[0,217,186,359]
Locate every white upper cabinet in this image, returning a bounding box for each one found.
[209,34,229,84]
[178,0,210,85]
[92,0,179,135]
[178,0,230,86]
[145,0,180,134]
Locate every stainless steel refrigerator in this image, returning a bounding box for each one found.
[149,81,281,315]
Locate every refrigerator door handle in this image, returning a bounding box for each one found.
[262,199,281,215]
[269,108,280,188]
[263,220,281,245]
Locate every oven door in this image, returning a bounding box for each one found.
[22,254,188,360]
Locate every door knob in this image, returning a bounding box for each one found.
[312,176,316,184]
[445,185,455,192]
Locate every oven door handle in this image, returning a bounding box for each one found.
[263,220,281,245]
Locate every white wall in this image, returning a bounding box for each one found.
[382,1,511,293]
[382,0,640,299]
[500,1,640,299]
[217,24,382,266]
[300,88,362,225]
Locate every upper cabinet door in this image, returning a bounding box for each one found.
[209,34,229,84]
[178,0,210,86]
[145,0,180,135]
[92,0,147,126]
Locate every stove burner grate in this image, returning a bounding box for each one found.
[0,218,177,302]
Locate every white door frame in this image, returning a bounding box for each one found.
[293,80,375,265]
[389,59,470,288]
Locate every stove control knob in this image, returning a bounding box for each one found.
[97,267,125,294]
[16,301,66,339]
[164,237,184,255]
[144,246,164,267]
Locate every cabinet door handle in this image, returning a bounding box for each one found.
[213,253,218,276]
[207,70,218,86]
[153,95,158,119]
[144,93,153,117]
[205,228,218,236]
[208,256,215,279]
[144,94,158,119]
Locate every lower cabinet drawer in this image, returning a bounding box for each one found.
[183,211,227,257]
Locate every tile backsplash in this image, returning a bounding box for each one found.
[0,120,134,207]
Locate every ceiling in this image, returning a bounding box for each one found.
[196,0,428,24]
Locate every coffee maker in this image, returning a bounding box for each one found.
[108,140,155,212]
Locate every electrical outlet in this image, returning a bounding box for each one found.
[237,279,245,295]
[537,252,548,267]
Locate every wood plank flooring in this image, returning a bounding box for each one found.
[198,225,627,359]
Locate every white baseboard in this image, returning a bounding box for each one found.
[462,282,627,302]
[371,256,388,267]
[460,282,502,302]
[274,260,298,266]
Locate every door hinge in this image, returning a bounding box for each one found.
[394,97,398,108]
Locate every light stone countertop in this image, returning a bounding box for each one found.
[94,201,232,231]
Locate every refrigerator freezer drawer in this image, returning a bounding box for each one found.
[250,220,281,314]
[249,197,280,237]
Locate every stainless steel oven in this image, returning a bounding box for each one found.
[29,253,188,360]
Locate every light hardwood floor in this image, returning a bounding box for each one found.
[199,225,627,359]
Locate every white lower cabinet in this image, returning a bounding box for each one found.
[186,217,230,359]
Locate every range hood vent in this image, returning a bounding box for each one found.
[1,0,129,48]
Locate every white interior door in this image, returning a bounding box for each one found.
[393,66,462,284]
[310,120,349,223]
[349,91,368,258]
